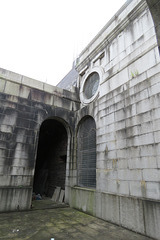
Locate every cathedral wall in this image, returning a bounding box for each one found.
[71,1,160,239]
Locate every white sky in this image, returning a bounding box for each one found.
[0,0,126,86]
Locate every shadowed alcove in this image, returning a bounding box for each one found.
[33,119,67,198]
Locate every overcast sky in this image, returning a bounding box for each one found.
[0,0,126,86]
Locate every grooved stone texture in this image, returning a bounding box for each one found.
[0,1,160,240]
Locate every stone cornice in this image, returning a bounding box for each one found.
[76,0,147,72]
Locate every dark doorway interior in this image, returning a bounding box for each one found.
[33,119,67,198]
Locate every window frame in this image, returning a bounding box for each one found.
[77,116,96,189]
[80,67,102,105]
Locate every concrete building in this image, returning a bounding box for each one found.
[0,0,160,239]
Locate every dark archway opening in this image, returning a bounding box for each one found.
[33,119,67,198]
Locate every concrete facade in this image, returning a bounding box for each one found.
[0,68,80,211]
[69,1,160,239]
[0,0,160,239]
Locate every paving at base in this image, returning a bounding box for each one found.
[0,200,153,240]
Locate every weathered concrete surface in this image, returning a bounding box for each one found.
[71,1,160,239]
[0,1,160,239]
[0,68,80,212]
[0,207,153,240]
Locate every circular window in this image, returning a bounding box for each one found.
[80,67,102,105]
[83,72,99,99]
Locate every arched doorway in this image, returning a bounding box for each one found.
[33,119,68,198]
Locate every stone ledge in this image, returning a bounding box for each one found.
[0,186,32,189]
[72,186,96,192]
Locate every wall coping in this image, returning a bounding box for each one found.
[0,67,80,102]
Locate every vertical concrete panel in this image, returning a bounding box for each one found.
[119,196,145,234]
[144,200,160,239]
[4,81,20,96]
[101,193,120,225]
[95,192,102,218]
[0,79,5,92]
[70,187,96,216]
[0,188,32,212]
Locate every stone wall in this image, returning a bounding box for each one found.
[0,0,160,239]
[0,68,80,211]
[70,0,160,239]
[76,0,160,201]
